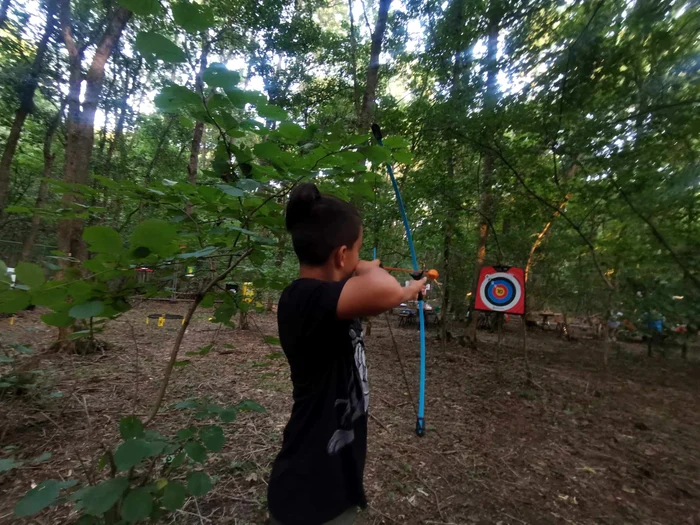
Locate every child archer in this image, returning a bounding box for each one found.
[268,183,426,525]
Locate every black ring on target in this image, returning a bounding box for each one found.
[485,278,516,307]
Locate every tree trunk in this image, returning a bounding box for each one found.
[358,0,391,131]
[57,2,131,261]
[56,2,131,350]
[465,3,500,347]
[0,0,11,29]
[440,217,452,352]
[20,106,63,262]
[105,61,141,221]
[186,44,209,215]
[525,193,572,282]
[0,0,56,214]
[348,0,360,120]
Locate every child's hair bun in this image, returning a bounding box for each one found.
[286,182,321,231]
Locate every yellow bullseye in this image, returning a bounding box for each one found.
[494,285,507,297]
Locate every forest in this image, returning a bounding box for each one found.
[0,0,699,523]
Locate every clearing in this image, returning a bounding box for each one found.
[1,303,699,524]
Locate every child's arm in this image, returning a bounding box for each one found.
[337,260,426,319]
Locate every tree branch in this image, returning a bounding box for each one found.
[144,248,253,426]
[614,180,700,291]
[481,140,614,289]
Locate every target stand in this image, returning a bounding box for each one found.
[474,266,525,315]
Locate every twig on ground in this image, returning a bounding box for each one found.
[368,503,400,524]
[193,497,207,525]
[502,512,529,524]
[369,412,391,433]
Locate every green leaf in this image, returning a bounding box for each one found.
[393,150,414,164]
[254,142,287,164]
[119,416,145,440]
[117,0,160,15]
[212,303,236,324]
[11,344,33,354]
[225,88,265,108]
[199,344,213,355]
[176,427,195,440]
[237,400,266,413]
[257,104,289,121]
[131,219,178,256]
[83,226,123,254]
[14,480,61,517]
[161,481,186,510]
[173,360,190,367]
[135,32,186,63]
[168,452,187,469]
[31,452,52,464]
[121,488,153,522]
[263,336,280,346]
[0,290,30,313]
[335,151,365,166]
[216,184,244,197]
[16,262,45,288]
[4,205,31,213]
[0,260,9,287]
[199,425,225,452]
[184,441,207,463]
[203,63,240,88]
[237,179,261,192]
[41,311,74,327]
[186,471,212,497]
[0,457,21,472]
[32,282,68,308]
[0,355,14,363]
[172,1,215,33]
[81,477,129,516]
[363,145,391,164]
[69,300,104,319]
[155,85,201,112]
[278,122,304,141]
[174,399,199,409]
[219,408,237,423]
[382,136,410,149]
[200,294,215,308]
[114,439,165,471]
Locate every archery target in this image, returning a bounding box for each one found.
[474,266,526,315]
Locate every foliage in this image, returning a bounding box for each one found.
[0,0,698,519]
[12,400,265,521]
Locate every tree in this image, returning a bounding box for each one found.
[0,0,57,215]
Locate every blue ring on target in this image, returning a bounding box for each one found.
[486,278,515,306]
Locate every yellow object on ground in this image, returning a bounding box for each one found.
[242,282,255,304]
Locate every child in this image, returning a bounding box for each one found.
[268,183,426,525]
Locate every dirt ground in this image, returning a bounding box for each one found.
[1,302,699,525]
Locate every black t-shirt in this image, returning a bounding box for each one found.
[268,278,369,525]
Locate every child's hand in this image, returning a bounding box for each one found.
[402,277,427,302]
[355,259,382,276]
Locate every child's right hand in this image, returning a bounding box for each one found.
[402,277,427,302]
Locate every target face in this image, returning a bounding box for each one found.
[474,266,525,315]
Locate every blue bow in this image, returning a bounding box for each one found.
[372,123,426,437]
